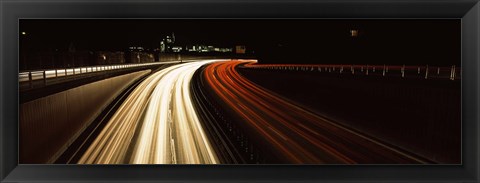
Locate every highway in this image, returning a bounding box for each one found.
[78,60,221,164]
[202,60,428,164]
[74,59,447,164]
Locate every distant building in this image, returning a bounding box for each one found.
[207,46,215,52]
[160,41,166,53]
[218,47,233,52]
[158,33,236,53]
[165,32,175,44]
[186,45,233,53]
[235,45,246,54]
[160,32,176,53]
[171,46,183,53]
[187,45,195,52]
[128,46,144,51]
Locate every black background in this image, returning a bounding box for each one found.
[20,19,460,65]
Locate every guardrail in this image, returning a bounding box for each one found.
[18,61,184,89]
[243,63,461,80]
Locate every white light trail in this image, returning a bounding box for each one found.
[78,60,222,164]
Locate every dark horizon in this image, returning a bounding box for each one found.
[20,19,460,66]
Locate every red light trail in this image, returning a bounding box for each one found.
[203,60,428,164]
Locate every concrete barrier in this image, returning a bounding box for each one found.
[19,70,151,163]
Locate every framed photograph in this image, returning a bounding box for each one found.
[1,0,479,182]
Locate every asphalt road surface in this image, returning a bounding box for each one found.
[78,60,221,164]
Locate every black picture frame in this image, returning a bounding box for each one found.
[1,0,479,182]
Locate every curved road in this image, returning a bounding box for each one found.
[78,60,220,164]
[78,59,429,164]
[203,60,427,164]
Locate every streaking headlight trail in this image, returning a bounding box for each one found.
[78,60,222,164]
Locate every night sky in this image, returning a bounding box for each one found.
[20,19,460,65]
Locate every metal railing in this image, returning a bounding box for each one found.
[19,61,182,84]
[243,63,461,80]
[18,61,182,89]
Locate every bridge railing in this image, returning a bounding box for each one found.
[19,61,182,88]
